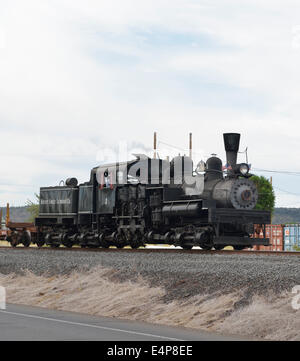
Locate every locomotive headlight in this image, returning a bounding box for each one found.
[239,163,249,175]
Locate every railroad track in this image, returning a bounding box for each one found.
[0,245,299,256]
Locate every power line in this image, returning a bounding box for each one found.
[158,140,206,156]
[253,168,300,176]
[158,140,300,175]
[273,186,300,197]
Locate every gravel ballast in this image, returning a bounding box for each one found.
[0,248,299,301]
[1,248,300,340]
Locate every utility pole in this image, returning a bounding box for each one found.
[189,133,192,159]
[153,132,157,159]
[6,203,10,226]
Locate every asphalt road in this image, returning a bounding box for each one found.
[0,304,241,341]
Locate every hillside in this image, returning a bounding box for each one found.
[0,206,31,223]
[272,208,300,224]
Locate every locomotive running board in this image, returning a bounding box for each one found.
[209,208,271,224]
[214,236,270,246]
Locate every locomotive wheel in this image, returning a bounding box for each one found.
[112,232,126,249]
[44,233,52,246]
[164,232,174,244]
[62,233,73,248]
[130,239,140,249]
[182,245,193,250]
[195,231,213,251]
[233,245,245,251]
[130,232,141,249]
[36,241,45,248]
[98,233,110,248]
[50,244,60,248]
[201,245,212,251]
[78,233,88,248]
[214,245,225,250]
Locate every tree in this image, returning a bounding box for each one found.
[26,193,40,222]
[250,175,275,213]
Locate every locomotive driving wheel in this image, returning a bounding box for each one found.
[112,232,126,249]
[214,245,225,250]
[62,233,73,248]
[233,245,245,251]
[36,231,45,248]
[130,231,141,249]
[36,240,45,248]
[181,245,193,250]
[195,231,213,251]
[98,233,110,248]
[78,232,87,248]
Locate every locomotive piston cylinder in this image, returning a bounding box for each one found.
[162,202,201,217]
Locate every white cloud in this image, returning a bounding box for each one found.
[1,0,300,205]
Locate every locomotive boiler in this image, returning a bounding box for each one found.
[34,133,271,250]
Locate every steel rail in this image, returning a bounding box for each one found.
[0,245,299,256]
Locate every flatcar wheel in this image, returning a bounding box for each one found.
[7,236,17,247]
[22,230,31,247]
[36,241,45,248]
[50,244,60,248]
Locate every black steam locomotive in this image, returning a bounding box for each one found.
[35,133,271,250]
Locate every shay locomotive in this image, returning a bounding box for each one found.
[34,133,271,250]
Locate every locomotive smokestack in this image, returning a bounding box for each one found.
[154,132,157,159]
[223,133,240,169]
[189,133,192,159]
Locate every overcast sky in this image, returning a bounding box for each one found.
[1,0,300,206]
